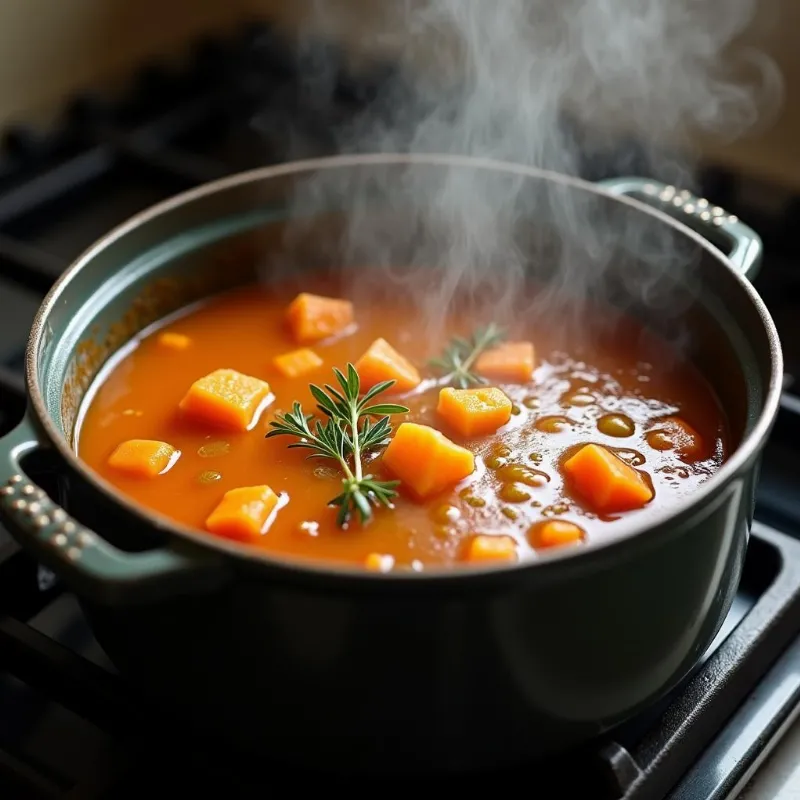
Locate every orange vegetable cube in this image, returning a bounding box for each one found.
[157,332,191,351]
[646,417,705,461]
[436,386,512,437]
[529,519,585,549]
[475,341,535,383]
[355,338,421,394]
[205,485,279,542]
[108,439,179,478]
[179,368,272,432]
[465,534,518,563]
[563,444,653,513]
[272,348,324,379]
[285,293,354,344]
[382,422,475,499]
[365,553,395,572]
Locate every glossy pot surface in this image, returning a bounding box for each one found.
[0,155,782,773]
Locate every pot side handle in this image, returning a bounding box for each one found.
[0,417,228,606]
[596,176,762,282]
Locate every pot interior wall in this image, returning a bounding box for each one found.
[30,163,761,455]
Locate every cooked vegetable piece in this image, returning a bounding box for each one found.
[465,534,518,563]
[285,293,354,344]
[646,416,704,460]
[436,386,512,437]
[365,552,395,572]
[562,443,653,513]
[205,485,279,542]
[529,519,585,549]
[355,338,421,394]
[382,422,475,499]
[179,368,272,432]
[107,439,179,478]
[157,332,192,351]
[272,348,323,379]
[475,341,535,383]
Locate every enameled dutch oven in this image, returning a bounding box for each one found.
[0,155,782,774]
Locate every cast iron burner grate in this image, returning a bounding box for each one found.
[0,20,800,800]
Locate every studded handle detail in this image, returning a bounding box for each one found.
[597,176,762,281]
[0,418,227,605]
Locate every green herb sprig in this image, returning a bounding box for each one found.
[266,364,409,527]
[429,324,505,388]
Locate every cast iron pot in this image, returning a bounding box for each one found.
[0,155,782,774]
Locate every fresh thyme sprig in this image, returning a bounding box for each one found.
[428,324,506,388]
[266,364,409,527]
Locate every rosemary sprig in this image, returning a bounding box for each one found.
[428,324,505,388]
[266,364,409,527]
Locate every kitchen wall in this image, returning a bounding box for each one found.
[0,0,795,190]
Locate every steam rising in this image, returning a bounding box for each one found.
[274,0,780,343]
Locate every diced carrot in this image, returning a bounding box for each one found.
[355,338,421,394]
[529,519,585,549]
[205,485,279,542]
[465,534,518,563]
[562,443,653,513]
[272,348,324,379]
[646,416,704,461]
[157,332,192,351]
[179,368,272,432]
[108,439,179,478]
[382,422,475,499]
[475,341,535,383]
[365,552,395,572]
[436,386,512,437]
[285,293,354,344]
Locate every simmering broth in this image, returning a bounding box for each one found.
[76,270,728,569]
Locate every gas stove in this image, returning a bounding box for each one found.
[1,20,800,799]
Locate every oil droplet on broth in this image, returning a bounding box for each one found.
[498,483,531,503]
[495,464,550,487]
[597,413,635,438]
[535,416,573,434]
[431,504,461,524]
[198,440,231,458]
[197,470,222,484]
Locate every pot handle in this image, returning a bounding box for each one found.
[0,417,228,605]
[597,176,762,281]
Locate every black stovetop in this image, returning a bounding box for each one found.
[1,20,800,800]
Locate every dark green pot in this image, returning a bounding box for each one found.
[0,155,782,773]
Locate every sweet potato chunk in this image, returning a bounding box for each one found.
[205,485,279,542]
[355,338,421,394]
[466,534,518,563]
[563,444,653,513]
[272,348,324,379]
[529,519,585,549]
[179,368,272,432]
[157,332,191,351]
[475,341,535,383]
[108,439,179,478]
[285,293,354,344]
[646,416,704,461]
[436,386,512,437]
[382,422,475,499]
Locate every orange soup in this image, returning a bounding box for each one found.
[76,271,728,570]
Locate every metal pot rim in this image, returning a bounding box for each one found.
[24,152,784,581]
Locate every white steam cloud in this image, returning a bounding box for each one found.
[270,0,781,344]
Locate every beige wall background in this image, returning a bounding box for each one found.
[0,0,795,189]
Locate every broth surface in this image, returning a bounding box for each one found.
[77,272,728,569]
